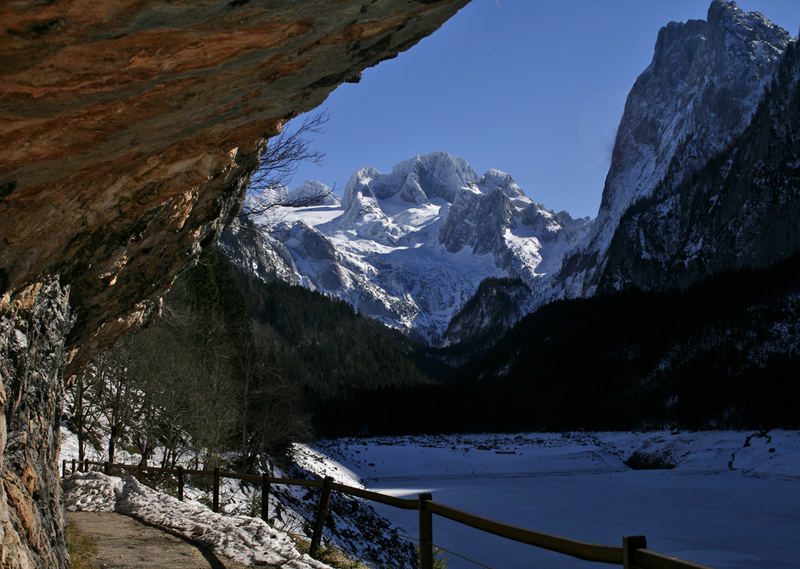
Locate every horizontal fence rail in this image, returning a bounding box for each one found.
[426,500,623,564]
[62,458,715,569]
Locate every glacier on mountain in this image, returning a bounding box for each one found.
[245,152,589,343]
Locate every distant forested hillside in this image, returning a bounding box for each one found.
[231,257,435,403]
[315,253,800,436]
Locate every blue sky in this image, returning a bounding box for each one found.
[286,0,800,219]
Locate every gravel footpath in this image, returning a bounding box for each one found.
[67,511,255,569]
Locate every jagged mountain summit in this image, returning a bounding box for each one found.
[558,0,793,298]
[229,152,589,343]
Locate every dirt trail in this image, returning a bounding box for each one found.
[67,511,254,569]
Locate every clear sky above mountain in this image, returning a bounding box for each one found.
[285,0,800,219]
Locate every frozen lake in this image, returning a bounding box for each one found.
[303,431,800,569]
[368,470,799,569]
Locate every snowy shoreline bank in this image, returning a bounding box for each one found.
[61,430,800,569]
[304,429,800,483]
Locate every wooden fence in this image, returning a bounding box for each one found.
[63,458,715,569]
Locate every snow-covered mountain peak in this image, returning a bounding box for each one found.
[343,166,381,205]
[289,179,340,206]
[387,151,480,202]
[234,152,588,343]
[478,169,527,202]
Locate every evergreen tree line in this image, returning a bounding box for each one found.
[316,253,800,436]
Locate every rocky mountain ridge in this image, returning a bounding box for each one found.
[599,38,800,292]
[558,0,792,298]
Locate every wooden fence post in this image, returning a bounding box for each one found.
[212,467,220,513]
[261,472,270,523]
[418,492,434,569]
[71,458,76,474]
[62,460,67,478]
[623,535,647,569]
[104,461,110,475]
[177,467,184,502]
[309,476,334,558]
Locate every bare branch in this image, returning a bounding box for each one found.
[242,111,330,217]
[242,186,334,217]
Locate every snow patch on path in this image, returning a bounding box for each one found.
[63,472,332,568]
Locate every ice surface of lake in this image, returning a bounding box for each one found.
[369,471,797,569]
[301,431,800,569]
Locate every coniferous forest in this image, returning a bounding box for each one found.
[315,253,800,436]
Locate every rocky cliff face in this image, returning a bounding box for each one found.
[599,39,800,292]
[558,0,791,297]
[0,1,467,567]
[0,278,72,569]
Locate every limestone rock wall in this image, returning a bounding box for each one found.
[1,278,72,569]
[0,1,467,567]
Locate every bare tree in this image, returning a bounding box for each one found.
[93,342,141,466]
[66,363,105,463]
[241,112,332,217]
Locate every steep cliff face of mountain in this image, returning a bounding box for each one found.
[599,39,800,292]
[558,0,791,297]
[0,1,467,567]
[241,152,590,343]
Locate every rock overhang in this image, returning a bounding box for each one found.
[0,0,469,375]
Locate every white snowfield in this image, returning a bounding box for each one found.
[62,430,800,569]
[63,472,333,569]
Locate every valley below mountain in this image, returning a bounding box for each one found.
[220,0,800,436]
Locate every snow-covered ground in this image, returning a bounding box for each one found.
[307,430,800,569]
[60,425,416,569]
[61,430,800,569]
[63,472,334,568]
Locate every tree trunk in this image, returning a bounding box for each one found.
[108,425,117,467]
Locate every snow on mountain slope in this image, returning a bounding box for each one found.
[558,0,793,298]
[251,152,589,343]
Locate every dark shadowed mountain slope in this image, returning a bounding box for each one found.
[558,0,792,298]
[314,252,800,436]
[599,40,800,292]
